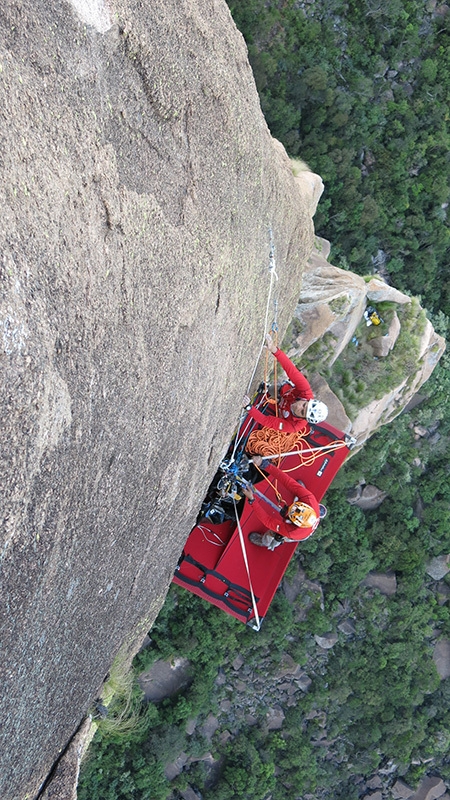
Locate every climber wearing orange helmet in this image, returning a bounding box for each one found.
[241,456,322,549]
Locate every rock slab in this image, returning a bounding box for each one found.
[0,2,322,798]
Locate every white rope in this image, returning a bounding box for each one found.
[246,262,278,394]
[225,229,278,632]
[231,228,279,461]
[268,226,278,279]
[233,498,261,631]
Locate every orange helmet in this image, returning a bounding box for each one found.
[287,501,318,528]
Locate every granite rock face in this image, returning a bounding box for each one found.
[0,2,322,798]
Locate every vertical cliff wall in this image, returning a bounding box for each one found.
[0,1,323,797]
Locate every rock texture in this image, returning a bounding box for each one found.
[348,483,388,510]
[138,657,192,702]
[0,2,446,799]
[40,718,91,800]
[433,639,450,680]
[362,571,398,596]
[0,2,322,798]
[426,555,450,581]
[289,238,446,445]
[410,776,448,800]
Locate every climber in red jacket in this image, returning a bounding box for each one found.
[242,456,324,550]
[245,334,328,433]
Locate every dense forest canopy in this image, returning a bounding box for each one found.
[79,2,450,799]
[229,0,450,316]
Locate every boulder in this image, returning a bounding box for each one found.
[138,658,192,702]
[391,779,415,798]
[366,775,383,790]
[277,653,304,678]
[362,571,397,596]
[426,555,450,581]
[433,639,450,680]
[266,705,286,730]
[283,566,307,603]
[314,632,339,649]
[295,673,313,692]
[181,788,202,800]
[186,718,197,735]
[199,714,219,742]
[232,654,245,671]
[164,753,188,781]
[410,776,448,800]
[219,729,233,745]
[188,752,217,766]
[415,425,430,438]
[338,620,356,637]
[368,311,401,357]
[347,484,388,510]
[437,584,450,606]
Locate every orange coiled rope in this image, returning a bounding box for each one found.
[246,427,347,472]
[246,428,306,458]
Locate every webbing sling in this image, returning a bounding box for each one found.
[177,553,259,606]
[174,571,256,622]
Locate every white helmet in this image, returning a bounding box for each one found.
[306,399,328,424]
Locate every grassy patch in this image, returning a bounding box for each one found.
[292,299,427,420]
[295,330,339,370]
[93,648,147,736]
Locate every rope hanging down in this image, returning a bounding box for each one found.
[231,227,279,461]
[233,498,261,631]
[230,227,279,632]
[244,226,279,396]
[227,229,349,630]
